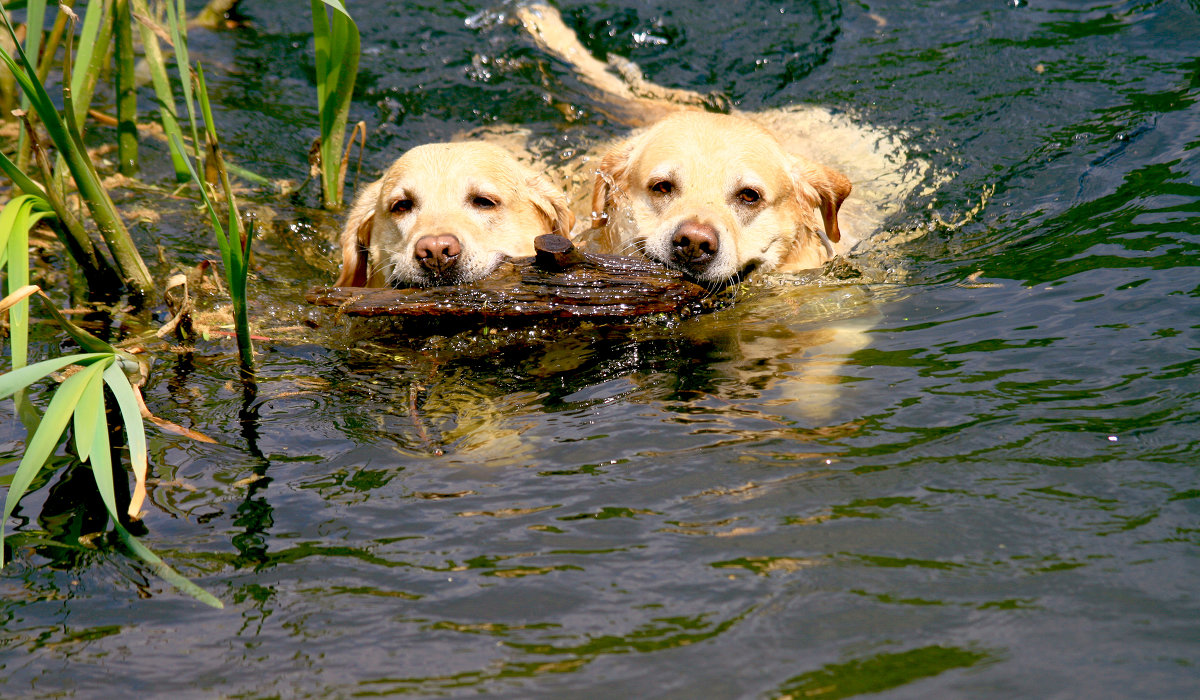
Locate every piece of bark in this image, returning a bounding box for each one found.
[306,234,713,321]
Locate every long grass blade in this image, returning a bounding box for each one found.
[79,373,204,611]
[1,196,54,371]
[312,0,359,209]
[59,21,154,296]
[20,1,47,76]
[1,10,153,297]
[21,115,113,283]
[34,0,73,83]
[195,66,242,244]
[169,84,255,371]
[130,0,189,181]
[168,132,229,266]
[71,361,107,464]
[103,362,149,517]
[79,367,121,523]
[165,0,201,154]
[31,291,118,354]
[0,353,112,400]
[68,0,115,126]
[13,0,47,167]
[0,150,49,198]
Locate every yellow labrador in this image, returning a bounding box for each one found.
[512,4,935,422]
[335,141,574,287]
[517,4,924,286]
[586,111,852,285]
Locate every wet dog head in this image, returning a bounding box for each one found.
[335,142,574,287]
[590,111,851,286]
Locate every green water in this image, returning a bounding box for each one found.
[2,0,1198,697]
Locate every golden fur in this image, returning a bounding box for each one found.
[335,141,574,288]
[585,111,852,285]
[518,4,923,286]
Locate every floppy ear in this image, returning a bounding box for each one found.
[590,140,635,229]
[526,172,576,238]
[792,157,852,245]
[333,179,382,287]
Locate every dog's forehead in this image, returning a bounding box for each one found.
[381,143,526,196]
[635,115,791,184]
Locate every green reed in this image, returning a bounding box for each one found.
[114,0,138,175]
[129,0,190,181]
[312,0,360,210]
[0,195,222,608]
[170,66,256,371]
[0,6,153,299]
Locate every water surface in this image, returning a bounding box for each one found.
[2,0,1198,697]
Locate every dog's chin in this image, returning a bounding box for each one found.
[390,270,470,289]
[388,254,508,289]
[644,249,756,291]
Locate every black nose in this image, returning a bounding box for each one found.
[671,221,719,267]
[414,234,462,277]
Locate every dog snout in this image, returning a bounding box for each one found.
[414,234,463,277]
[671,221,719,268]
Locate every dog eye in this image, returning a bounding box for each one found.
[472,195,499,209]
[390,198,413,214]
[650,180,675,195]
[737,188,761,204]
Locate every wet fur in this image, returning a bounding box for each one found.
[517,3,924,285]
[335,141,574,288]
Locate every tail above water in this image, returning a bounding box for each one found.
[515,3,708,126]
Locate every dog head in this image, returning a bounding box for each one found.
[590,111,850,286]
[335,142,574,287]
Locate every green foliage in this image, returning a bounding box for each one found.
[130,0,191,181]
[114,0,139,175]
[0,351,222,609]
[0,7,153,298]
[312,0,361,210]
[0,0,361,607]
[0,194,221,607]
[0,194,52,371]
[164,0,256,370]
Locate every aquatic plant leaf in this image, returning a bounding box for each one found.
[129,0,188,180]
[168,109,255,370]
[0,149,48,199]
[67,0,115,125]
[0,7,153,297]
[76,372,218,608]
[165,0,201,154]
[13,0,46,158]
[113,522,224,608]
[0,353,113,400]
[114,0,140,175]
[1,355,113,566]
[311,0,360,209]
[103,362,149,517]
[71,362,107,465]
[31,291,118,355]
[0,196,53,435]
[78,367,121,525]
[1,196,53,370]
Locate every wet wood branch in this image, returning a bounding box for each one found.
[306,234,714,321]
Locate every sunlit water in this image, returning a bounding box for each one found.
[3,1,1198,697]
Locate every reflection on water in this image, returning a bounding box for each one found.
[3,0,1200,697]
